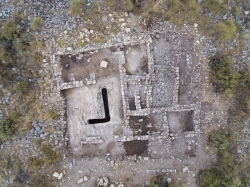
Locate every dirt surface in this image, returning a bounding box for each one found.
[168,111,194,133]
[129,116,156,135]
[123,140,149,156]
[61,48,119,82]
[124,44,148,75]
[63,77,124,156]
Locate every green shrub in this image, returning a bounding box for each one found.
[208,131,230,150]
[30,17,44,31]
[79,41,85,47]
[68,0,83,17]
[232,7,241,17]
[0,112,20,141]
[186,0,201,23]
[164,0,200,25]
[199,168,225,187]
[1,21,20,40]
[198,17,215,36]
[216,19,237,41]
[202,0,225,14]
[209,56,240,93]
[94,38,101,43]
[124,0,134,12]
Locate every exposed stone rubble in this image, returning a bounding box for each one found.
[0,0,249,186]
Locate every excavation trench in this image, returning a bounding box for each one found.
[88,88,110,124]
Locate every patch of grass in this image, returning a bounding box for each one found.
[0,156,20,181]
[241,31,250,42]
[29,157,43,169]
[11,11,26,23]
[164,0,200,26]
[30,17,44,31]
[202,0,225,14]
[124,0,134,12]
[30,175,55,187]
[209,56,240,94]
[232,7,241,17]
[0,112,20,141]
[208,130,231,150]
[186,0,201,23]
[240,68,250,88]
[44,108,59,121]
[34,139,42,147]
[94,37,101,43]
[40,145,61,165]
[68,0,83,17]
[84,2,99,22]
[13,81,30,99]
[215,19,238,41]
[79,41,85,47]
[2,21,20,40]
[198,129,249,187]
[32,53,43,64]
[107,0,116,7]
[198,17,215,36]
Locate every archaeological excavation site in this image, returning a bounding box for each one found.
[1,0,250,186]
[54,30,201,158]
[49,27,211,186]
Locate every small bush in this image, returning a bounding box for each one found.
[68,0,83,17]
[216,19,237,41]
[164,0,200,26]
[198,17,215,36]
[0,112,20,141]
[240,68,250,88]
[208,130,230,150]
[79,41,85,47]
[11,11,26,22]
[232,7,241,17]
[124,0,134,12]
[2,21,20,40]
[186,0,201,23]
[202,0,225,14]
[209,56,240,93]
[94,38,101,43]
[30,17,44,31]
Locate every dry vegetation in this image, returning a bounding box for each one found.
[0,0,250,186]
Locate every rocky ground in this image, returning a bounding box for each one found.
[0,0,250,187]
